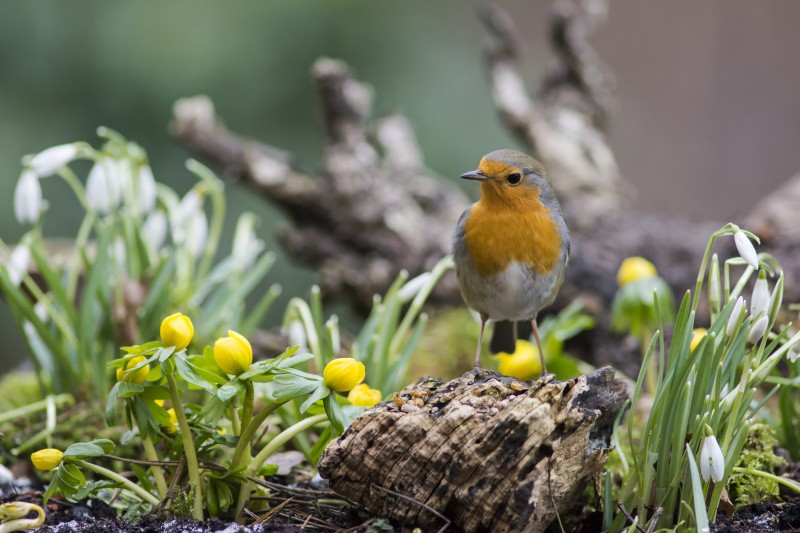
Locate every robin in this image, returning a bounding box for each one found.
[453,149,569,373]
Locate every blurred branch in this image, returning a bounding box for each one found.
[171,59,467,311]
[480,1,625,229]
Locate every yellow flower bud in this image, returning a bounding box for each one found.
[160,313,194,351]
[323,358,365,392]
[213,330,253,375]
[691,328,708,352]
[116,355,150,384]
[495,340,540,380]
[347,384,383,407]
[617,257,658,287]
[30,448,63,471]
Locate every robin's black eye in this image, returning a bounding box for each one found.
[506,173,521,185]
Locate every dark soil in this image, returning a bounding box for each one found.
[711,500,800,533]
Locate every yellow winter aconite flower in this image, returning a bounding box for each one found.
[30,448,63,471]
[495,340,541,380]
[617,257,658,287]
[214,330,253,376]
[323,358,366,392]
[691,328,708,352]
[160,313,194,351]
[347,384,382,407]
[163,408,178,435]
[116,355,150,384]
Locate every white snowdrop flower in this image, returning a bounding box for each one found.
[28,143,79,177]
[137,164,157,213]
[725,296,746,337]
[700,433,725,483]
[32,301,48,322]
[285,320,308,351]
[185,211,207,258]
[173,189,203,229]
[750,275,769,318]
[112,237,127,268]
[719,383,729,398]
[6,244,31,286]
[86,159,122,214]
[13,170,43,224]
[747,315,769,344]
[142,211,168,252]
[734,231,759,270]
[398,272,431,303]
[232,214,264,271]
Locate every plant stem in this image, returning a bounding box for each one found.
[165,373,204,521]
[235,414,328,519]
[240,381,255,462]
[76,460,161,507]
[0,394,72,425]
[228,399,286,475]
[141,434,169,498]
[732,467,800,494]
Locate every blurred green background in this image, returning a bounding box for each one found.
[2,1,800,370]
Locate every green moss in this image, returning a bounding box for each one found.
[0,371,42,411]
[729,423,786,506]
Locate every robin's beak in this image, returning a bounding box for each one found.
[460,170,489,181]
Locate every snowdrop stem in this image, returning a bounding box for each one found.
[731,467,800,494]
[56,166,88,211]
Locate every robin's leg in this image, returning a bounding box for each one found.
[474,314,488,369]
[531,318,547,375]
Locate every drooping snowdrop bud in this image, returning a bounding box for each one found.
[232,213,263,271]
[726,296,746,337]
[6,244,31,286]
[708,253,721,314]
[184,211,208,258]
[699,429,725,483]
[28,144,78,177]
[398,272,431,303]
[13,170,43,225]
[173,189,203,229]
[137,164,157,212]
[769,275,783,321]
[747,315,769,344]
[86,158,122,214]
[285,320,308,351]
[788,344,800,364]
[750,273,769,319]
[734,230,759,270]
[142,210,169,252]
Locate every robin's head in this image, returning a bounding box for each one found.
[460,149,552,205]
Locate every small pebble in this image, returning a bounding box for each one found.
[393,393,406,408]
[401,404,420,413]
[488,407,499,416]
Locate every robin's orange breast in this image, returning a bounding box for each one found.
[463,192,562,277]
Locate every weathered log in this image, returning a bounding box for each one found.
[318,367,629,532]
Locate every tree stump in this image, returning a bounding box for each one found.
[318,367,628,532]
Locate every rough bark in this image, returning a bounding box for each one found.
[318,366,628,532]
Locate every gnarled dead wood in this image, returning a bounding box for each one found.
[318,367,628,532]
[170,59,467,312]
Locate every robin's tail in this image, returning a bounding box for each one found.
[488,320,531,354]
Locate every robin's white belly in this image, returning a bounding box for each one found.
[455,260,562,321]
